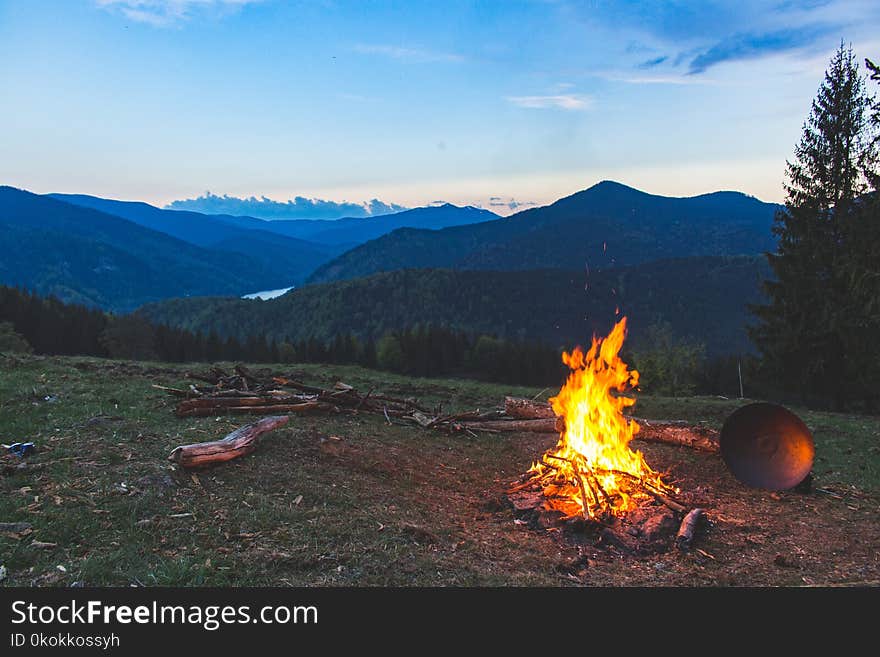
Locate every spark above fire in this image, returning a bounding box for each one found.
[527,317,677,520]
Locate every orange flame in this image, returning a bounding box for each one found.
[528,317,672,519]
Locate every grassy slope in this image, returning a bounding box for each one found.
[1,354,877,587]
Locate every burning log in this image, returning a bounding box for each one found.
[676,508,705,551]
[518,317,685,524]
[502,397,719,451]
[168,415,289,468]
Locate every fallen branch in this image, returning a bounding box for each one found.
[649,490,687,514]
[176,401,339,418]
[426,409,484,428]
[151,384,191,398]
[176,396,303,413]
[168,415,289,468]
[676,508,705,551]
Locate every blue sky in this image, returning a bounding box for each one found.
[1,0,879,214]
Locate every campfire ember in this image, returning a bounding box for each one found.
[525,317,679,521]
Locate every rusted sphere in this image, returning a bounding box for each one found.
[720,402,815,490]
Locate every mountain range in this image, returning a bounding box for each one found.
[0,187,292,311]
[51,194,497,249]
[1,188,492,311]
[308,181,780,284]
[253,203,498,247]
[49,193,343,287]
[1,180,780,355]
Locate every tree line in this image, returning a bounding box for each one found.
[0,285,564,386]
[3,283,766,394]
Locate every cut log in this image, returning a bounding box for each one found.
[168,415,289,468]
[463,407,719,454]
[635,420,719,453]
[175,396,304,415]
[502,398,718,451]
[676,508,705,551]
[459,418,560,433]
[209,389,279,399]
[504,396,556,419]
[177,396,292,409]
[175,401,339,418]
[272,377,331,395]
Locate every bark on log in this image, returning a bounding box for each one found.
[175,396,302,414]
[459,418,560,433]
[504,396,556,419]
[271,377,328,395]
[635,420,719,453]
[168,415,289,468]
[676,508,705,551]
[175,401,339,418]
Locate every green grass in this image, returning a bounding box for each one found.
[1,353,878,587]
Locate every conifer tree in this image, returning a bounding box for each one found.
[750,43,875,408]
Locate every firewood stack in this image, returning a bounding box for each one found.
[154,367,719,452]
[155,365,434,420]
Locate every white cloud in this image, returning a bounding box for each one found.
[505,94,593,110]
[96,0,260,26]
[353,44,464,63]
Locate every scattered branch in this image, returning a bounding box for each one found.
[168,415,289,468]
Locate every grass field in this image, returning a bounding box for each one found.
[1,353,878,587]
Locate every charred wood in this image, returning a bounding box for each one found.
[676,508,705,551]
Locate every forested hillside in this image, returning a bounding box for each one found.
[0,187,299,311]
[140,255,770,356]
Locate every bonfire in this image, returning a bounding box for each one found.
[526,317,678,521]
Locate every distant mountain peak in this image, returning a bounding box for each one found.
[591,179,638,191]
[580,180,770,204]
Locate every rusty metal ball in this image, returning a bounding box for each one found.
[720,402,815,490]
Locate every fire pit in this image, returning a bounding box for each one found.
[508,317,701,553]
